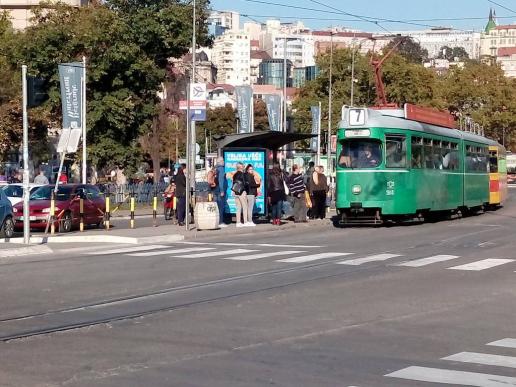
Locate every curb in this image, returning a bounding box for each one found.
[1,234,184,245]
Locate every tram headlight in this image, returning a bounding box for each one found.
[352,185,362,195]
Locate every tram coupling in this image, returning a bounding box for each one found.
[337,206,383,225]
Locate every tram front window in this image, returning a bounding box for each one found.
[338,140,382,168]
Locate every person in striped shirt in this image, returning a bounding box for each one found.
[288,164,308,223]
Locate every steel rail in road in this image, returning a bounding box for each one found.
[0,255,397,342]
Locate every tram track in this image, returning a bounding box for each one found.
[0,258,393,342]
[2,208,513,343]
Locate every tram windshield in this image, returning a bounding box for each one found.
[338,140,382,168]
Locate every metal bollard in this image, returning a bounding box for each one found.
[208,192,213,202]
[130,193,135,229]
[79,198,84,232]
[105,196,111,230]
[50,191,56,235]
[153,194,158,227]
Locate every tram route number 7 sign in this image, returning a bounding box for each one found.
[349,108,366,126]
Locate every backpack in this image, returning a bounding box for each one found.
[208,168,218,188]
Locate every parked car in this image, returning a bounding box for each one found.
[0,188,14,238]
[13,184,105,232]
[1,184,43,206]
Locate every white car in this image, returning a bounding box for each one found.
[1,184,44,206]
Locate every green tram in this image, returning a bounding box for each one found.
[335,106,501,224]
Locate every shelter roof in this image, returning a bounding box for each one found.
[214,131,315,150]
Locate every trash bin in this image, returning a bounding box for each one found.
[195,201,219,230]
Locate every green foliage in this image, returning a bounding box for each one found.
[0,0,211,171]
[385,36,429,64]
[437,46,470,61]
[294,47,516,150]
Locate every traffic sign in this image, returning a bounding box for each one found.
[191,109,206,122]
[179,100,207,110]
[190,83,207,101]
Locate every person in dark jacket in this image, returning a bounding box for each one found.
[175,164,187,226]
[309,165,329,219]
[244,164,261,226]
[288,164,307,222]
[227,162,248,227]
[267,165,286,225]
[211,157,228,227]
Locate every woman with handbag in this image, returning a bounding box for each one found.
[244,164,260,226]
[267,165,286,225]
[227,162,248,227]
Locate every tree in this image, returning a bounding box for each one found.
[437,46,469,61]
[385,36,429,64]
[254,99,270,132]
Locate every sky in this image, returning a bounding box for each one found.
[210,0,516,32]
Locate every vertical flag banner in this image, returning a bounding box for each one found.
[264,94,281,131]
[310,105,320,152]
[58,63,83,129]
[235,86,253,133]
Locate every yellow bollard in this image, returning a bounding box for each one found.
[153,195,158,227]
[208,192,213,202]
[130,194,135,229]
[79,198,84,232]
[50,191,56,235]
[105,196,111,230]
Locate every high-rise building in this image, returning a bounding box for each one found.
[212,31,251,85]
[0,0,87,30]
[208,10,240,37]
[250,50,271,85]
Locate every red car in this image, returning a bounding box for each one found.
[14,184,106,232]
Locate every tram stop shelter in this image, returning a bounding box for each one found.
[213,131,315,217]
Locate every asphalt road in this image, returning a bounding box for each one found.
[2,190,516,386]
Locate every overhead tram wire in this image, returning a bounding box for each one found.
[487,0,516,14]
[239,14,516,23]
[240,0,475,32]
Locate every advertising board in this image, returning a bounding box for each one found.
[223,149,267,215]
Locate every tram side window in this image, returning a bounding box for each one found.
[489,150,498,173]
[386,135,406,168]
[478,147,488,172]
[423,138,433,169]
[449,142,460,170]
[411,137,423,168]
[432,141,443,169]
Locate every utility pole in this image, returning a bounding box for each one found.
[22,65,30,245]
[327,31,333,173]
[350,38,356,107]
[283,36,288,133]
[81,56,87,184]
[186,0,196,230]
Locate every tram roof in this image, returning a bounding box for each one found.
[339,108,499,146]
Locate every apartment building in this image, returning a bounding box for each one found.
[212,31,251,85]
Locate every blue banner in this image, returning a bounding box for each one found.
[58,62,83,129]
[235,86,253,133]
[264,94,281,131]
[223,150,266,215]
[310,105,320,152]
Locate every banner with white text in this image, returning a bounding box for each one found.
[58,62,83,130]
[264,94,281,131]
[235,86,253,133]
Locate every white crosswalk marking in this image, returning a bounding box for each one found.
[226,251,305,261]
[177,241,321,248]
[396,255,460,267]
[385,366,516,386]
[448,258,515,271]
[86,245,168,255]
[336,253,401,266]
[443,352,516,369]
[128,247,214,257]
[277,252,353,264]
[488,338,516,349]
[173,249,259,258]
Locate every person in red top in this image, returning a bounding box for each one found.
[58,173,68,184]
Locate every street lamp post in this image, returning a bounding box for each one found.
[283,36,288,133]
[327,31,333,173]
